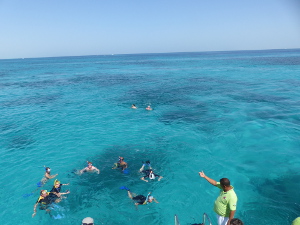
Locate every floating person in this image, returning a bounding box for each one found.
[120,186,158,208]
[49,179,70,203]
[80,161,100,175]
[40,166,58,186]
[32,190,53,217]
[112,156,128,172]
[146,105,152,111]
[131,104,137,109]
[82,217,94,225]
[140,169,163,182]
[24,166,57,197]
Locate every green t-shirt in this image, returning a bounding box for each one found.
[214,182,237,217]
[292,217,300,225]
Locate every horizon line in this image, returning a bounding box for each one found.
[1,47,299,60]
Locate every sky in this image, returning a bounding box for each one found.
[0,0,299,59]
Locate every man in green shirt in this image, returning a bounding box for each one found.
[199,171,237,225]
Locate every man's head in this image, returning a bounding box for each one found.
[230,218,243,225]
[87,162,93,168]
[54,179,60,187]
[148,196,154,202]
[40,190,48,197]
[82,217,94,225]
[220,178,231,190]
[45,167,50,173]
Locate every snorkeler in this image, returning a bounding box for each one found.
[131,104,137,109]
[40,167,58,185]
[146,105,152,110]
[112,156,128,171]
[32,190,53,217]
[49,179,70,203]
[80,161,100,174]
[140,169,163,182]
[120,186,158,208]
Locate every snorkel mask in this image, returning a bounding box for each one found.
[45,167,50,172]
[54,179,60,186]
[40,190,48,195]
[149,170,155,179]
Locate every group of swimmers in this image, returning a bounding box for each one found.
[32,167,70,217]
[32,157,163,218]
[131,104,152,110]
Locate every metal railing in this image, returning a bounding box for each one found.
[174,213,212,225]
[202,213,213,225]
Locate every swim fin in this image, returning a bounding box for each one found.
[120,186,130,191]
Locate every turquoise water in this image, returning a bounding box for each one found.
[1,49,300,225]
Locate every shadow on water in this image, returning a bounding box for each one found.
[246,172,300,223]
[66,144,169,213]
[229,92,289,104]
[1,94,60,107]
[8,134,36,151]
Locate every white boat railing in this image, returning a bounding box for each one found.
[174,213,212,225]
[174,214,180,225]
[202,213,213,225]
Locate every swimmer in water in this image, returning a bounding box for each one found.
[146,105,152,111]
[140,169,163,182]
[40,167,58,185]
[32,190,53,217]
[80,161,100,175]
[49,179,70,203]
[112,156,128,171]
[127,189,158,208]
[131,104,137,109]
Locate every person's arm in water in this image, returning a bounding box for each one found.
[141,176,148,182]
[79,167,87,175]
[226,210,236,225]
[153,197,159,203]
[32,202,38,217]
[158,176,163,181]
[198,171,217,186]
[45,173,58,179]
[93,166,100,174]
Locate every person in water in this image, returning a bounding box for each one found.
[49,179,70,203]
[32,190,53,217]
[125,188,158,208]
[112,156,127,171]
[80,161,100,174]
[131,104,137,109]
[40,167,58,185]
[146,105,152,110]
[140,169,163,182]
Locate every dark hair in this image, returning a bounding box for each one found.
[220,178,230,187]
[146,160,150,164]
[230,218,243,225]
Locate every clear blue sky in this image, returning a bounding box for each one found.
[0,0,299,59]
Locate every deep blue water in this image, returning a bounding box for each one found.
[1,49,300,225]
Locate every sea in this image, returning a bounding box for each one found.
[0,49,300,225]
